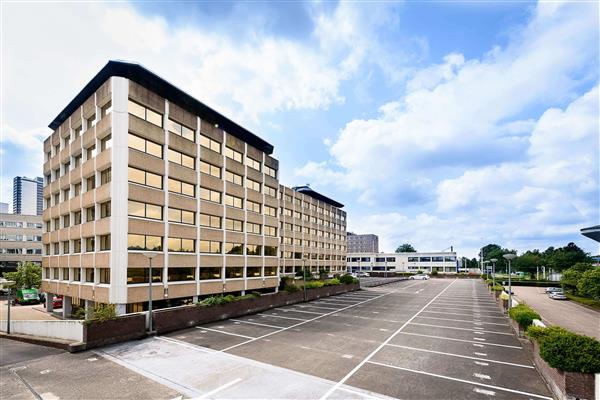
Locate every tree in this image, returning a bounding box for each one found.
[546,243,591,271]
[560,263,594,293]
[396,243,416,253]
[577,268,600,300]
[513,250,543,277]
[2,261,42,289]
[481,243,516,273]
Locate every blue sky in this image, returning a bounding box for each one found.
[1,1,598,257]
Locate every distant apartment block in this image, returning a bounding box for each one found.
[347,251,458,274]
[13,176,43,215]
[41,61,346,314]
[0,213,43,274]
[0,202,8,213]
[347,232,379,253]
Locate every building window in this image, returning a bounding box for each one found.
[247,266,261,277]
[168,238,195,253]
[408,257,418,262]
[225,170,243,186]
[85,237,95,252]
[246,244,261,256]
[167,119,194,141]
[200,267,221,280]
[63,214,70,228]
[168,267,195,282]
[265,205,277,217]
[225,267,243,279]
[224,242,243,255]
[128,100,163,127]
[419,257,431,262]
[264,246,277,256]
[128,166,162,189]
[99,234,111,251]
[247,222,261,235]
[73,239,81,253]
[99,268,110,284]
[86,144,96,160]
[128,200,163,220]
[265,266,277,276]
[73,182,81,196]
[246,178,261,193]
[225,194,243,209]
[265,186,277,197]
[168,178,195,197]
[168,208,195,225]
[264,226,277,237]
[200,188,221,203]
[127,268,163,284]
[128,133,163,158]
[200,134,220,152]
[168,148,195,169]
[199,213,221,229]
[200,161,221,178]
[86,206,95,222]
[100,201,111,218]
[225,218,243,232]
[101,101,112,118]
[86,175,96,191]
[127,234,163,251]
[246,200,261,213]
[199,240,221,254]
[53,268,59,280]
[73,268,81,282]
[100,134,112,151]
[73,211,81,225]
[63,241,70,254]
[246,156,261,171]
[264,165,277,179]
[85,268,95,283]
[224,147,242,163]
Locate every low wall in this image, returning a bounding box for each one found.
[153,283,360,334]
[83,313,146,350]
[0,320,83,342]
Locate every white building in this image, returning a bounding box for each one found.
[346,251,458,274]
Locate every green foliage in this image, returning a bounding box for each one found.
[491,284,504,291]
[2,262,42,289]
[431,270,438,276]
[72,306,86,320]
[545,243,591,272]
[395,243,416,253]
[508,304,541,329]
[576,268,600,300]
[305,281,325,289]
[197,295,236,306]
[283,284,300,293]
[339,274,358,284]
[527,326,600,373]
[86,304,118,324]
[565,293,600,310]
[326,278,341,286]
[561,263,594,293]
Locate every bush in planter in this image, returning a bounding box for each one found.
[283,284,300,293]
[528,326,600,373]
[83,304,118,325]
[305,281,325,289]
[339,274,359,285]
[508,304,541,330]
[325,278,341,286]
[197,295,236,307]
[431,270,438,276]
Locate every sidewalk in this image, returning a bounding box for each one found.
[0,301,59,321]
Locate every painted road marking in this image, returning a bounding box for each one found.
[473,373,492,380]
[296,305,340,311]
[230,319,285,329]
[474,361,490,366]
[474,388,496,396]
[365,361,552,400]
[474,337,486,341]
[421,311,506,319]
[409,322,513,335]
[384,344,533,368]
[397,332,522,348]
[284,308,325,315]
[473,344,485,348]
[260,314,307,321]
[197,378,243,399]
[318,279,458,400]
[195,326,256,339]
[416,316,508,326]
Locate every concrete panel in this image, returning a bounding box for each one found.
[168,223,196,239]
[81,253,94,268]
[225,159,244,176]
[95,286,109,303]
[96,183,111,204]
[129,114,165,144]
[129,184,165,206]
[168,101,197,129]
[246,189,262,204]
[200,147,223,167]
[81,221,95,238]
[246,167,263,183]
[168,254,197,267]
[200,281,223,295]
[225,184,244,198]
[81,128,95,150]
[225,231,244,243]
[167,283,196,299]
[246,235,262,245]
[169,162,197,184]
[128,218,164,236]
[95,252,110,268]
[200,174,224,192]
[79,284,94,300]
[127,285,166,302]
[224,279,244,292]
[246,145,262,162]
[199,228,223,241]
[246,278,265,290]
[199,121,223,142]
[168,193,196,211]
[225,256,244,267]
[82,159,95,179]
[200,255,223,267]
[199,200,223,216]
[95,218,111,236]
[129,148,165,175]
[169,133,197,157]
[96,148,111,171]
[95,113,111,138]
[128,252,165,268]
[129,80,165,113]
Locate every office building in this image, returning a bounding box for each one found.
[346,251,458,274]
[0,213,43,274]
[41,61,346,315]
[347,232,379,253]
[0,202,8,213]
[13,176,43,215]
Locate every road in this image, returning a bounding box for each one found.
[513,286,600,339]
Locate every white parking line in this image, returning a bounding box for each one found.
[473,387,496,396]
[396,332,522,349]
[284,308,326,315]
[365,361,552,400]
[409,322,514,336]
[219,290,394,352]
[421,310,506,319]
[314,301,349,307]
[433,303,499,309]
[415,316,509,326]
[319,279,458,400]
[196,377,243,399]
[384,344,534,368]
[195,326,256,339]
[261,314,307,321]
[296,305,340,310]
[426,306,503,315]
[229,319,285,329]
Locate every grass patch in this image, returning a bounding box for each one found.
[565,293,600,311]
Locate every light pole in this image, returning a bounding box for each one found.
[490,258,498,288]
[384,258,388,279]
[302,254,308,302]
[2,279,15,334]
[143,252,158,333]
[503,253,517,310]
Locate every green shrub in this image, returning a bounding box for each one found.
[577,268,600,301]
[431,270,438,276]
[528,326,600,373]
[85,303,117,324]
[250,291,262,298]
[305,281,325,289]
[339,274,358,284]
[508,304,541,329]
[283,284,300,293]
[492,284,504,291]
[325,278,341,286]
[197,295,236,307]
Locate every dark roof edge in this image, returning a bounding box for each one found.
[48,60,274,155]
[292,185,344,208]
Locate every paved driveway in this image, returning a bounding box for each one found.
[513,286,600,339]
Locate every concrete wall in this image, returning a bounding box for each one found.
[0,320,83,342]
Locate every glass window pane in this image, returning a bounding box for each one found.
[128,134,145,152]
[146,172,162,189]
[128,101,145,120]
[146,204,162,220]
[128,200,145,217]
[182,126,195,141]
[146,235,162,251]
[168,238,180,252]
[168,178,180,193]
[168,119,181,134]
[168,149,180,164]
[147,141,162,158]
[168,208,181,222]
[128,167,145,185]
[182,211,195,224]
[127,234,144,250]
[146,108,163,127]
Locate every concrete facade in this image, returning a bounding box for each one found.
[346,232,379,253]
[40,61,346,314]
[346,251,458,273]
[0,213,43,274]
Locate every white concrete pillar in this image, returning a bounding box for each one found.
[62,296,72,318]
[85,299,94,318]
[115,303,126,316]
[45,293,54,312]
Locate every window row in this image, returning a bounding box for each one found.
[44,267,108,284]
[125,265,277,284]
[45,234,110,255]
[45,201,111,232]
[280,252,346,260]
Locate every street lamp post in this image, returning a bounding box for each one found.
[384,259,388,279]
[503,253,517,310]
[302,255,308,302]
[490,258,498,288]
[143,252,159,333]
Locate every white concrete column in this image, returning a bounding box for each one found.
[45,293,54,312]
[115,303,126,315]
[62,296,72,318]
[85,299,94,318]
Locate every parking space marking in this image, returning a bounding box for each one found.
[384,344,534,368]
[433,302,499,309]
[319,279,457,400]
[421,310,506,319]
[284,308,326,315]
[409,322,514,336]
[426,306,503,314]
[230,319,286,329]
[364,361,552,400]
[219,290,393,352]
[197,378,243,399]
[473,373,491,380]
[261,314,307,321]
[296,305,340,311]
[416,316,509,326]
[396,332,522,348]
[195,326,256,339]
[314,302,352,308]
[474,387,496,396]
[156,336,214,353]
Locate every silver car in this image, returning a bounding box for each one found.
[549,291,567,300]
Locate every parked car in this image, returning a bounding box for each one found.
[409,274,430,280]
[43,295,63,309]
[549,291,567,300]
[545,287,562,294]
[356,272,370,277]
[15,289,40,305]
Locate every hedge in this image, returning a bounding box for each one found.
[528,326,600,373]
[508,304,540,329]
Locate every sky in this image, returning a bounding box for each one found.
[1,1,598,258]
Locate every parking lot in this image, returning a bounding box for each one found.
[98,279,553,399]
